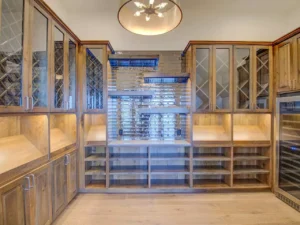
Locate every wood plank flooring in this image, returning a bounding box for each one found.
[53,192,300,225]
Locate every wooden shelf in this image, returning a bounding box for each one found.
[50,128,74,153]
[109,169,148,175]
[85,155,106,162]
[151,184,190,189]
[0,135,44,174]
[85,125,106,146]
[151,170,190,174]
[86,183,106,189]
[193,169,231,175]
[233,125,269,142]
[233,179,269,188]
[193,125,231,142]
[193,181,230,188]
[234,155,269,161]
[233,166,269,174]
[108,91,154,97]
[193,156,231,161]
[108,140,191,147]
[85,167,106,175]
[138,106,189,114]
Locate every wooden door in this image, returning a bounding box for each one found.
[276,42,293,92]
[52,156,66,220]
[82,45,108,113]
[294,34,300,90]
[234,46,253,111]
[27,1,52,113]
[193,45,213,112]
[212,45,233,112]
[32,165,52,225]
[66,151,77,203]
[0,177,28,225]
[253,46,273,112]
[0,0,30,113]
[66,37,77,112]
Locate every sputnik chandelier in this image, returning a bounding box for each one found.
[133,0,168,21]
[118,0,182,35]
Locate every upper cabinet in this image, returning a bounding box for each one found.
[0,0,29,113]
[0,0,77,113]
[234,45,272,112]
[81,45,108,113]
[189,44,272,113]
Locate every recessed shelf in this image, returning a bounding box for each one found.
[143,72,190,83]
[193,114,231,143]
[108,91,154,97]
[233,114,271,143]
[193,175,231,188]
[108,140,191,147]
[84,114,106,146]
[85,155,106,162]
[234,155,269,161]
[193,168,231,175]
[138,106,189,114]
[85,167,106,175]
[193,156,231,161]
[0,115,48,175]
[233,165,269,174]
[50,114,77,153]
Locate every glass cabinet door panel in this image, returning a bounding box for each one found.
[235,48,251,110]
[86,48,103,110]
[54,27,64,109]
[279,103,300,200]
[196,48,210,111]
[255,48,269,110]
[32,8,48,108]
[68,40,76,110]
[215,48,230,110]
[0,0,24,107]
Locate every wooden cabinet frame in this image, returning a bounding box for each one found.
[81,45,108,113]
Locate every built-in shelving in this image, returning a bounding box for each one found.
[84,114,106,146]
[138,106,189,114]
[108,140,191,147]
[50,114,77,154]
[143,72,190,83]
[0,115,48,175]
[108,91,155,97]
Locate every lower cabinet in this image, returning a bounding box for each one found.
[52,150,77,220]
[0,164,52,225]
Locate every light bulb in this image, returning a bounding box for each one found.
[134,2,144,8]
[134,11,141,16]
[149,0,155,5]
[157,12,163,17]
[155,2,168,9]
[146,15,150,21]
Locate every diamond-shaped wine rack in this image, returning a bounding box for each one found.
[0,0,24,107]
[86,50,103,110]
[32,52,47,107]
[236,51,250,109]
[256,49,269,109]
[54,41,64,108]
[196,49,210,110]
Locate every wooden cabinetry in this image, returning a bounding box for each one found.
[0,0,77,113]
[52,150,77,220]
[193,45,233,112]
[234,46,272,112]
[0,164,52,225]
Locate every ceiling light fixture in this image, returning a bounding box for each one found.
[118,0,182,36]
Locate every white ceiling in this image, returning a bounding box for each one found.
[45,0,300,51]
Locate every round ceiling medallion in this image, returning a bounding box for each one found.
[118,0,182,36]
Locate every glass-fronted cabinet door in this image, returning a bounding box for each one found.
[28,2,51,112]
[194,46,212,112]
[212,46,232,112]
[83,45,107,112]
[66,38,77,112]
[0,0,29,112]
[234,46,252,111]
[51,23,66,111]
[253,46,272,112]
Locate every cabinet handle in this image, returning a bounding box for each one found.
[65,154,70,165]
[30,97,33,110]
[25,97,29,111]
[23,177,31,191]
[29,174,35,188]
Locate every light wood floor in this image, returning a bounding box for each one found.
[54,192,300,225]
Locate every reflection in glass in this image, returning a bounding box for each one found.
[86,48,103,110]
[196,48,210,110]
[216,48,230,110]
[69,40,76,110]
[0,0,24,106]
[256,49,269,109]
[32,8,48,107]
[235,48,250,109]
[54,27,64,108]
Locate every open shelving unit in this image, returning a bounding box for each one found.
[233,114,271,145]
[0,115,48,176]
[84,114,106,146]
[50,114,77,155]
[193,114,232,145]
